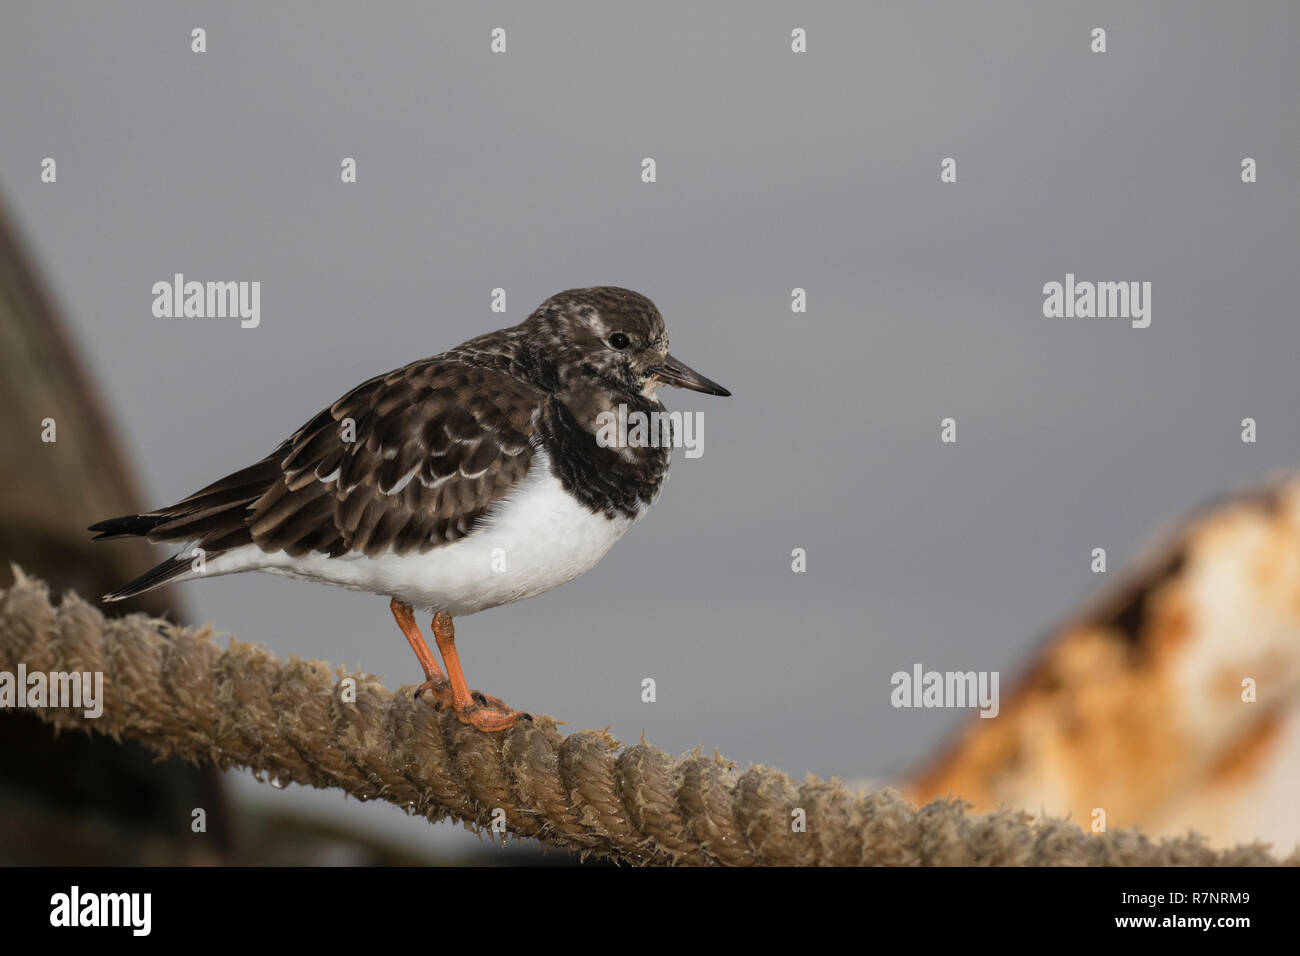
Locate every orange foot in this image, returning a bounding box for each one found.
[430,611,529,733]
[456,695,526,733]
[391,599,530,733]
[413,675,454,708]
[419,684,522,731]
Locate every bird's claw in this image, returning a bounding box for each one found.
[414,676,453,708]
[456,700,524,733]
[414,679,526,731]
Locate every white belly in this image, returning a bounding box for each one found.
[207,448,638,615]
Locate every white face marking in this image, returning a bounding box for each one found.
[640,345,669,397]
[583,307,608,337]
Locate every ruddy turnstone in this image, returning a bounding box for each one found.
[90,287,729,731]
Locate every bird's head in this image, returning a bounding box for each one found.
[527,286,730,399]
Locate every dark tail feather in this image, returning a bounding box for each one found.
[88,514,166,540]
[102,553,193,602]
[90,456,277,544]
[91,455,277,599]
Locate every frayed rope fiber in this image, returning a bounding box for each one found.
[0,569,1290,866]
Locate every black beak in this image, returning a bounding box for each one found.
[653,353,731,397]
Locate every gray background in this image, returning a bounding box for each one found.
[3,1,1298,858]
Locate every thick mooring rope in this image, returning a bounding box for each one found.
[0,569,1287,865]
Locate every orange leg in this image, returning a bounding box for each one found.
[390,598,452,706]
[430,611,522,732]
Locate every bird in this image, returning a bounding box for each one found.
[90,286,730,732]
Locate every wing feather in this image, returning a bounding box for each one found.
[122,356,542,563]
[247,359,541,558]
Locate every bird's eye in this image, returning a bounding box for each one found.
[609,332,630,350]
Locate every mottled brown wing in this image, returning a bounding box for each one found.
[247,358,541,558]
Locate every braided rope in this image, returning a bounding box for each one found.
[0,569,1287,865]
